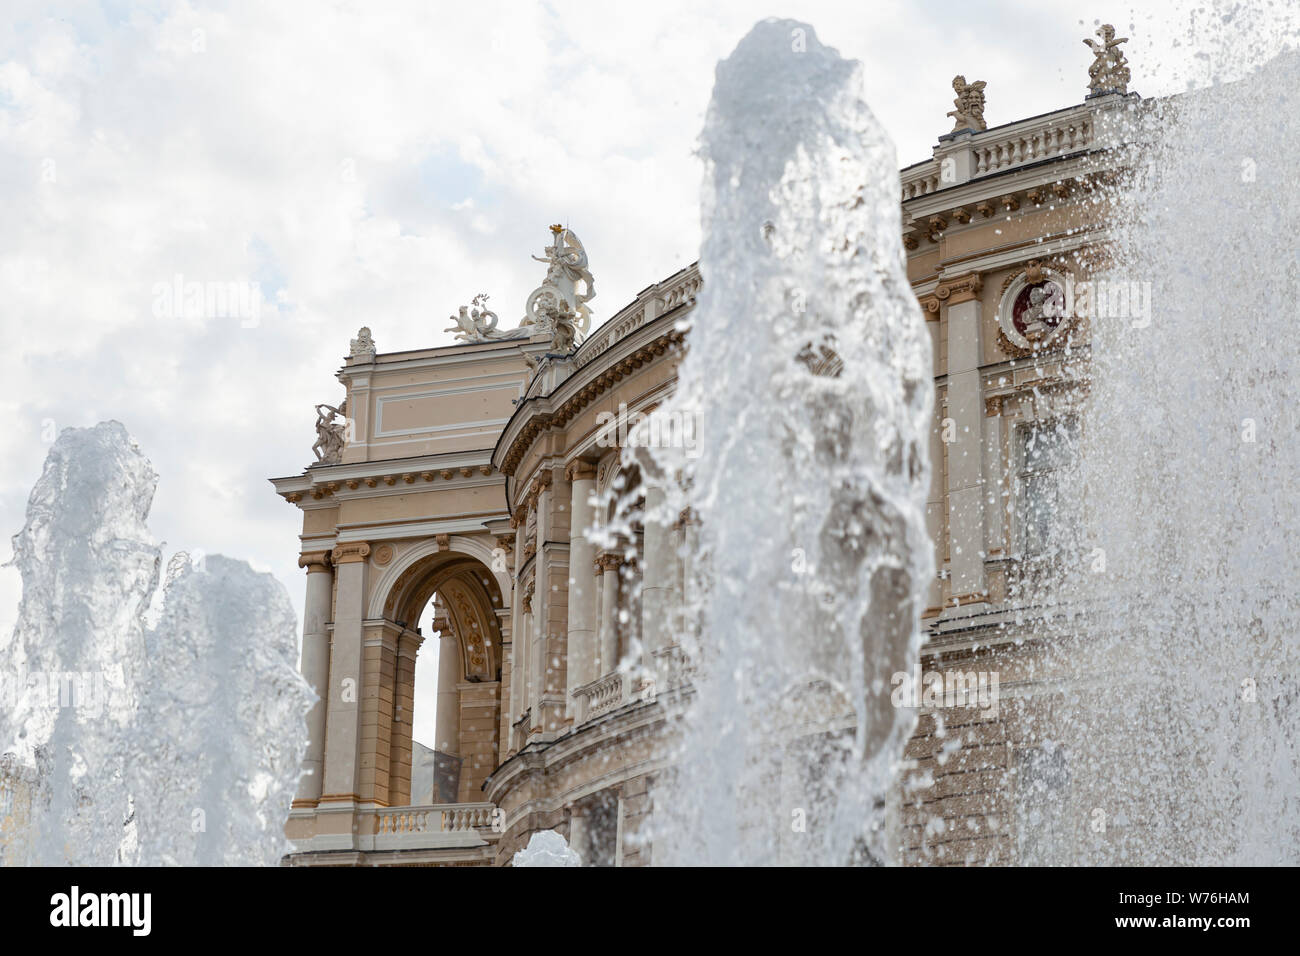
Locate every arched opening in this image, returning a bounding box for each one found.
[377,547,506,807]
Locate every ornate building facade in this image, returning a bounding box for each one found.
[272,38,1141,865]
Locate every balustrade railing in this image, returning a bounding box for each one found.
[367,802,499,851]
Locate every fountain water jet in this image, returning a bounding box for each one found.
[633,19,933,866]
[1016,4,1300,865]
[0,422,313,865]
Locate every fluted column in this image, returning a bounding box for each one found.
[293,550,333,806]
[566,460,599,713]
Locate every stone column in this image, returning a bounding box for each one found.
[639,483,675,668]
[566,461,599,712]
[596,553,621,676]
[293,551,334,806]
[455,679,501,802]
[614,789,626,868]
[520,581,535,742]
[435,629,461,756]
[568,804,589,866]
[983,397,1007,562]
[495,604,513,761]
[942,274,988,610]
[320,542,370,805]
[927,384,948,616]
[358,622,399,805]
[433,627,462,802]
[678,508,698,641]
[531,472,560,733]
[389,628,423,806]
[508,516,526,739]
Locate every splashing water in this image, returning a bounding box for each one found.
[642,19,933,866]
[1016,3,1300,865]
[512,829,583,867]
[0,422,312,865]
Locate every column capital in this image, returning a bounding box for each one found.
[595,552,624,574]
[298,550,333,573]
[936,272,984,306]
[397,629,425,660]
[330,542,370,564]
[566,459,598,482]
[917,293,942,319]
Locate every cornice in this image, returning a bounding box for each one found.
[493,319,686,478]
[273,450,498,505]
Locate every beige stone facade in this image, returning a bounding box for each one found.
[273,90,1138,866]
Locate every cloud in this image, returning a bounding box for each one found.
[0,0,1211,640]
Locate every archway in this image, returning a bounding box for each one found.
[372,541,507,806]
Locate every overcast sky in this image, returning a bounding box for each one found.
[0,0,1261,667]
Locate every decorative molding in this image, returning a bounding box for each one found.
[499,328,685,476]
[372,543,395,566]
[995,259,1079,358]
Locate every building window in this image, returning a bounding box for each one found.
[1016,418,1078,556]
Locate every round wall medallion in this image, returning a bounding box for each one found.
[373,543,394,566]
[996,264,1075,356]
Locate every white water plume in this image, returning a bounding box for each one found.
[1021,3,1300,865]
[0,422,312,865]
[634,19,933,866]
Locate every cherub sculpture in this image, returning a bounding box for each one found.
[1084,24,1131,96]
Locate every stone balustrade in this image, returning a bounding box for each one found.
[573,264,700,369]
[365,802,499,852]
[900,98,1122,201]
[574,671,627,723]
[652,643,695,692]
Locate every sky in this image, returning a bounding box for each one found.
[0,0,1257,746]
